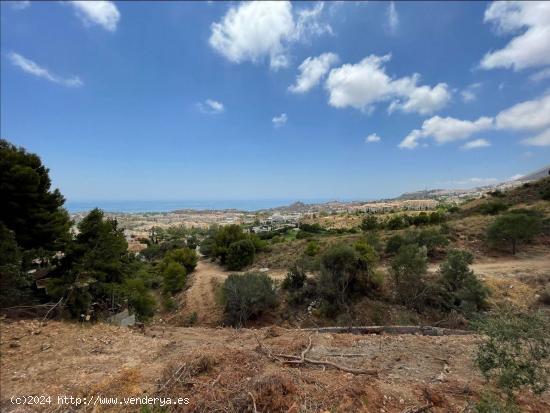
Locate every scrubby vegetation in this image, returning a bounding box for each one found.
[487,210,542,254]
[474,310,550,411]
[220,272,277,326]
[200,224,265,270]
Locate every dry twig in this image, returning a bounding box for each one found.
[254,333,378,375]
[401,402,434,413]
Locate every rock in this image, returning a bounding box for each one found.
[9,342,20,348]
[41,344,51,351]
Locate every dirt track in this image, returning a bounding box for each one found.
[176,259,227,326]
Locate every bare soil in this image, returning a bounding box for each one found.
[3,319,549,412]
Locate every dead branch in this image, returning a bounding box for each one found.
[42,296,64,322]
[248,391,258,413]
[401,402,434,413]
[254,333,378,375]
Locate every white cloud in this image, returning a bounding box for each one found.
[293,2,333,41]
[9,1,30,10]
[325,54,451,115]
[289,52,339,94]
[521,128,550,146]
[68,1,120,32]
[530,68,550,82]
[480,1,550,71]
[365,133,381,143]
[460,138,491,150]
[272,113,288,127]
[209,1,332,71]
[495,94,550,131]
[386,2,399,34]
[399,116,493,149]
[197,99,225,114]
[460,82,482,102]
[510,174,525,180]
[8,52,83,87]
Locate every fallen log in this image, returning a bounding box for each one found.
[300,325,471,336]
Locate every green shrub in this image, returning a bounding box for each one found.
[299,223,324,233]
[162,261,186,294]
[385,234,405,255]
[409,227,449,257]
[221,272,277,327]
[364,232,383,254]
[226,239,255,270]
[163,247,198,273]
[361,215,378,231]
[479,200,509,215]
[385,215,408,230]
[161,293,176,311]
[475,392,519,413]
[316,244,376,313]
[119,278,156,319]
[436,250,488,314]
[487,212,542,254]
[304,240,320,256]
[475,310,550,399]
[354,239,379,270]
[282,265,307,290]
[295,230,312,239]
[390,244,428,309]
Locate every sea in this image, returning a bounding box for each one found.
[65,199,334,214]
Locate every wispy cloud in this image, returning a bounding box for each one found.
[443,177,499,187]
[197,99,225,114]
[460,82,482,103]
[460,138,491,150]
[289,52,339,94]
[386,2,399,35]
[67,1,121,32]
[365,133,381,143]
[272,113,288,128]
[8,52,83,87]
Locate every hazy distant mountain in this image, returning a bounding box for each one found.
[513,164,550,182]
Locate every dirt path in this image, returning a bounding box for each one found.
[175,259,229,326]
[469,254,550,279]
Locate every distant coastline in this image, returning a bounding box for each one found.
[65,199,339,214]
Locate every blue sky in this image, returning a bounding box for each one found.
[1,1,549,202]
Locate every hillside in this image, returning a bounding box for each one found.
[3,319,549,413]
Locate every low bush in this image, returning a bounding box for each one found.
[119,278,156,319]
[162,247,198,273]
[162,261,186,294]
[304,240,320,256]
[360,215,378,231]
[282,265,307,290]
[316,244,378,314]
[435,250,488,314]
[479,200,509,215]
[226,239,255,270]
[389,244,428,309]
[221,272,277,327]
[474,310,550,400]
